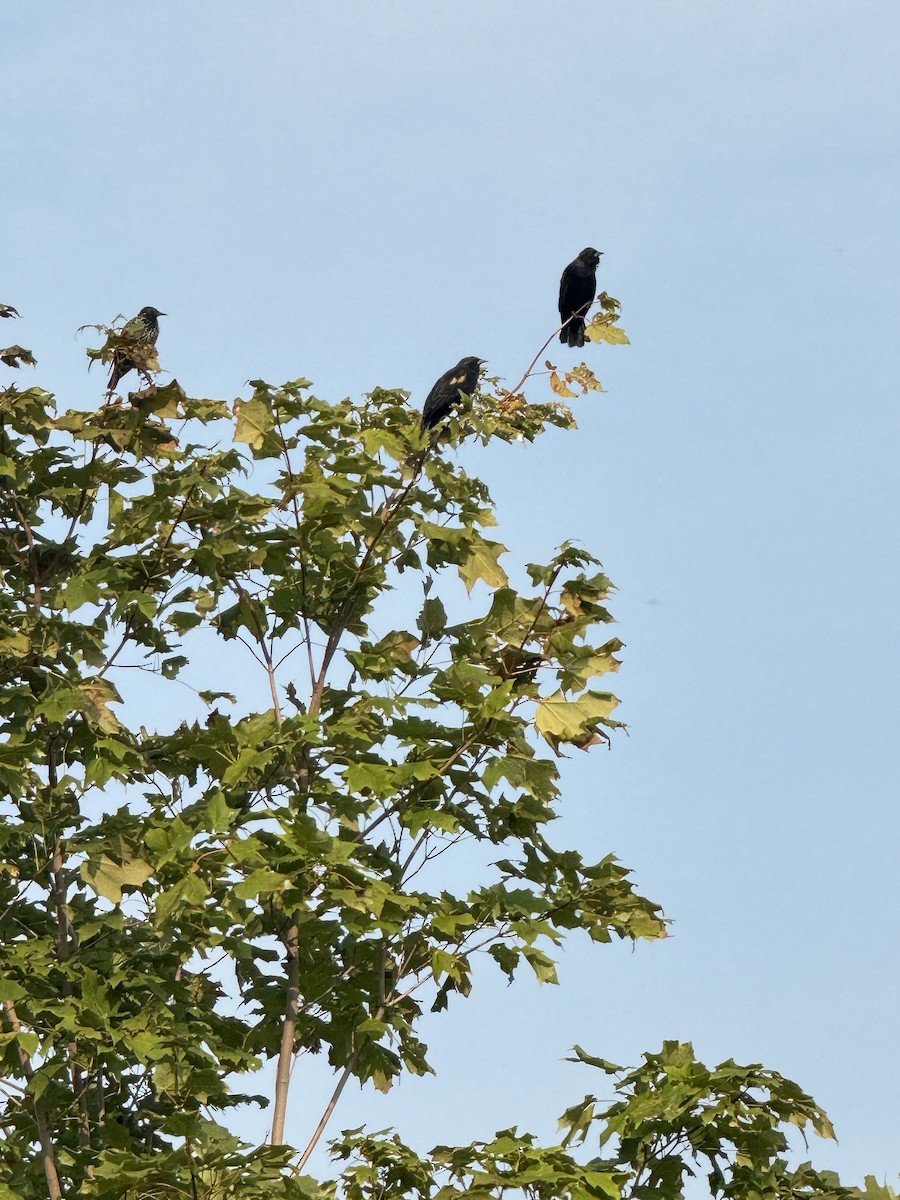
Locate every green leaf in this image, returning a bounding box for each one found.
[233,395,275,448]
[417,595,447,643]
[233,868,289,900]
[458,539,508,594]
[0,629,29,657]
[523,947,558,984]
[0,979,27,1002]
[567,1045,623,1073]
[81,854,154,903]
[154,872,210,923]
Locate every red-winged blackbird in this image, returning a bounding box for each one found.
[420,356,484,432]
[558,248,602,347]
[107,306,165,393]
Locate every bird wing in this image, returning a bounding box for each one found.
[121,316,146,339]
[558,264,575,313]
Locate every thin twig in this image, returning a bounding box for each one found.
[274,405,319,693]
[499,320,570,403]
[293,1004,386,1173]
[310,457,426,716]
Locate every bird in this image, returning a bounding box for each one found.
[107,306,165,394]
[420,356,484,432]
[558,248,602,347]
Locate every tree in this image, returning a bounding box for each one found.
[0,305,889,1199]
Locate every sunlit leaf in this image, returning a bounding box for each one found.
[585,317,630,346]
[81,855,154,903]
[458,539,509,593]
[568,363,605,393]
[233,395,275,448]
[535,690,620,748]
[549,370,578,399]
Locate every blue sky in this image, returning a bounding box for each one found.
[5,0,900,1184]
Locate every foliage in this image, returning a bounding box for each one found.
[0,303,884,1197]
[330,1044,898,1200]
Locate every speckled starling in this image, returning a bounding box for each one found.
[107,306,165,393]
[420,356,484,432]
[558,248,602,348]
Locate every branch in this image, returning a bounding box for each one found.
[293,1005,386,1173]
[235,582,283,726]
[358,727,487,844]
[99,474,202,676]
[309,457,426,717]
[3,999,63,1200]
[499,319,571,403]
[274,407,318,692]
[51,832,91,1149]
[270,917,300,1145]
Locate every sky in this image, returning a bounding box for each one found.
[5,0,900,1185]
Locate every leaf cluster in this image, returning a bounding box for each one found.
[0,311,880,1199]
[0,314,664,1194]
[330,1044,894,1200]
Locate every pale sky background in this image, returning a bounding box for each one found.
[5,0,900,1186]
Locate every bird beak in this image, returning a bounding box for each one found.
[158,312,167,317]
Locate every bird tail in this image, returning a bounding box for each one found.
[107,351,135,394]
[561,316,586,348]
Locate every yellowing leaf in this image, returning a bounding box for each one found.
[497,392,527,418]
[577,639,624,683]
[549,371,577,399]
[0,630,29,657]
[568,363,605,393]
[535,691,619,745]
[80,679,124,733]
[458,540,509,594]
[585,318,630,346]
[233,396,275,448]
[81,854,154,903]
[0,345,36,369]
[383,630,419,662]
[573,730,610,751]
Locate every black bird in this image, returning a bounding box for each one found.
[420,356,484,432]
[107,306,165,393]
[558,248,602,347]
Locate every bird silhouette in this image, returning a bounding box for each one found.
[558,249,602,347]
[420,356,484,432]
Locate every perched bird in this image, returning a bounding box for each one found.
[558,248,602,347]
[420,356,484,432]
[107,306,165,394]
